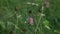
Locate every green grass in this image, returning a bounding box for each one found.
[0,0,60,34]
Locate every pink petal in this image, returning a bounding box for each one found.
[45,1,50,8]
[27,17,34,24]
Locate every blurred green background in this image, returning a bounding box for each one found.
[0,0,60,34]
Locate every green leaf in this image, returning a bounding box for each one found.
[0,21,6,29]
[43,20,49,26]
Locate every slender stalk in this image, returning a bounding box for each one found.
[35,2,44,34]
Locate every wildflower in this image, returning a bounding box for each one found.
[45,1,50,8]
[27,17,34,25]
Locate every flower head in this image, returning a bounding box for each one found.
[45,1,50,8]
[27,17,34,25]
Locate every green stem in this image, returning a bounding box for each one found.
[35,2,44,34]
